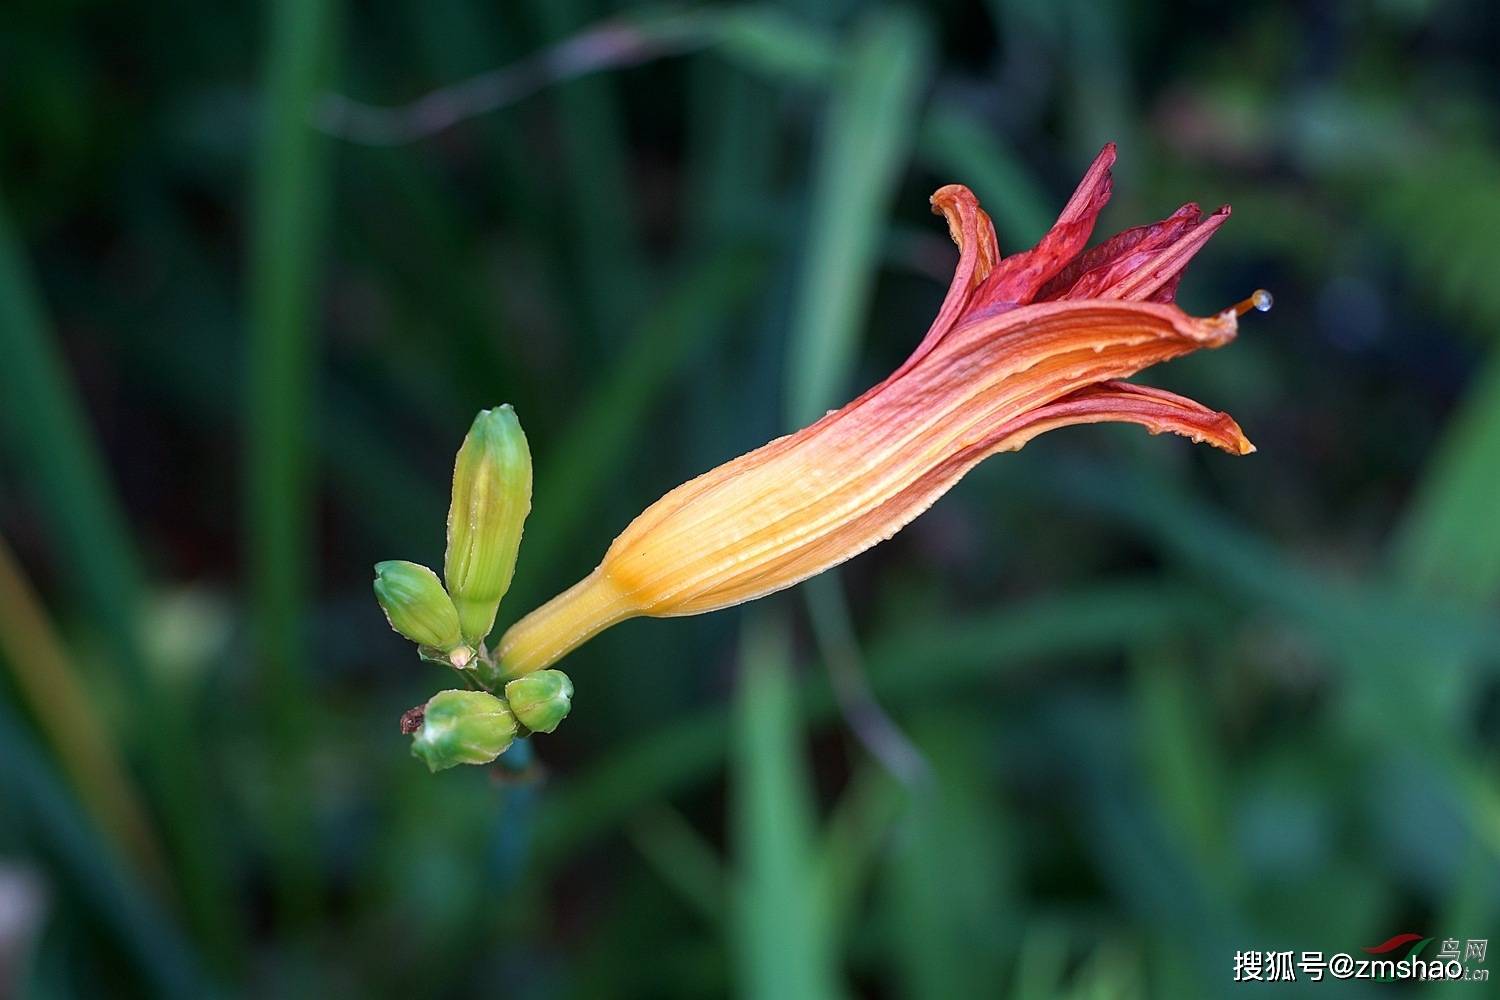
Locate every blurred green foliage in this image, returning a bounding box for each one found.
[2,0,1500,996]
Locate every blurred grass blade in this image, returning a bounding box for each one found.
[1129,645,1236,896]
[919,107,1052,245]
[1062,942,1146,1000]
[784,5,930,426]
[816,765,905,938]
[881,715,1015,1000]
[684,51,776,252]
[1061,0,1134,161]
[626,806,727,925]
[1056,463,1500,860]
[322,384,446,550]
[1052,462,1500,669]
[317,5,841,144]
[1394,351,1500,604]
[805,575,928,781]
[710,4,838,84]
[1009,923,1071,1000]
[246,0,340,924]
[1390,328,1500,955]
[731,612,841,1000]
[340,148,516,412]
[510,249,766,606]
[0,534,165,885]
[0,188,145,688]
[537,580,1217,864]
[525,0,647,340]
[99,205,444,554]
[318,7,709,145]
[1061,704,1237,992]
[0,186,234,962]
[0,698,210,999]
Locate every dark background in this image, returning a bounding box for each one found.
[2,0,1499,996]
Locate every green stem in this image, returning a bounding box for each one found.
[246,0,341,929]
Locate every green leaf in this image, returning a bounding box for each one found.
[730,612,842,1000]
[1129,646,1237,896]
[0,698,211,999]
[1394,352,1500,605]
[881,715,1016,1000]
[245,0,340,925]
[524,0,648,339]
[784,5,932,427]
[508,249,767,608]
[920,108,1053,246]
[0,194,144,681]
[536,580,1219,866]
[0,184,236,963]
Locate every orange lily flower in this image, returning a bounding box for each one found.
[498,143,1262,675]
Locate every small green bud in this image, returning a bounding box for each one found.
[445,405,532,644]
[410,690,518,772]
[374,561,468,659]
[504,670,574,734]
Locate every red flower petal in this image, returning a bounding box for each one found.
[1097,205,1232,302]
[1037,202,1203,301]
[963,142,1117,319]
[987,379,1254,456]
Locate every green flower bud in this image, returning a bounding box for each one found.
[410,690,517,772]
[504,670,574,734]
[445,405,532,644]
[374,561,471,663]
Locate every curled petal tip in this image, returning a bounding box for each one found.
[1181,308,1239,346]
[929,183,976,211]
[992,381,1254,457]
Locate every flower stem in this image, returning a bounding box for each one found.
[496,569,635,677]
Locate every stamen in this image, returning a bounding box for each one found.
[1225,288,1274,318]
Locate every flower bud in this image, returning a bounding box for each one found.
[504,670,574,734]
[410,690,517,772]
[445,405,532,644]
[373,561,468,660]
